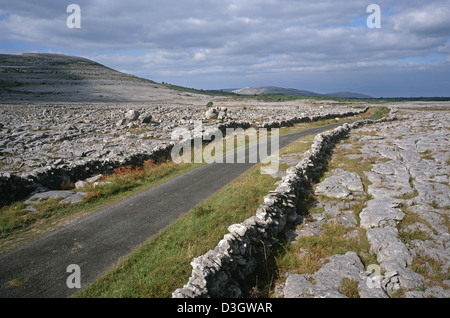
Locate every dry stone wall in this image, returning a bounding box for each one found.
[172,112,396,298]
[0,108,368,207]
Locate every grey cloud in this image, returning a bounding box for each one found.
[0,0,448,96]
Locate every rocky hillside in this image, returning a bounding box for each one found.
[0,53,186,103]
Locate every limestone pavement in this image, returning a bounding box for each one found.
[281,106,449,298]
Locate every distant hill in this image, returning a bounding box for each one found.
[232,86,322,97]
[232,86,372,99]
[218,88,240,93]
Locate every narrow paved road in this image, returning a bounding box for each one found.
[0,122,347,298]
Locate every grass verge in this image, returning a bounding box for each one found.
[0,161,201,253]
[76,157,281,298]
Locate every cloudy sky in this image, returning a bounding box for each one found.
[1,0,449,97]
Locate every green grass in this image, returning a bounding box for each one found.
[410,255,448,288]
[76,129,327,298]
[402,204,450,289]
[276,225,376,277]
[0,202,38,239]
[279,136,314,155]
[277,223,355,274]
[398,205,439,237]
[374,106,390,120]
[0,161,202,253]
[278,105,385,138]
[419,150,434,161]
[76,162,280,298]
[340,277,360,298]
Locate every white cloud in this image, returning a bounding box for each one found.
[392,3,450,37]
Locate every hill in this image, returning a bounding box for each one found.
[232,86,322,97]
[232,86,372,99]
[0,53,188,103]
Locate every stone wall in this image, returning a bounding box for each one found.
[0,108,368,207]
[172,111,396,298]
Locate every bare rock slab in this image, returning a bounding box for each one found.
[315,169,364,199]
[284,252,389,298]
[24,190,86,207]
[359,198,405,229]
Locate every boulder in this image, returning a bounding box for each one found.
[75,180,89,189]
[116,118,129,126]
[205,108,218,119]
[140,112,153,124]
[125,110,140,121]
